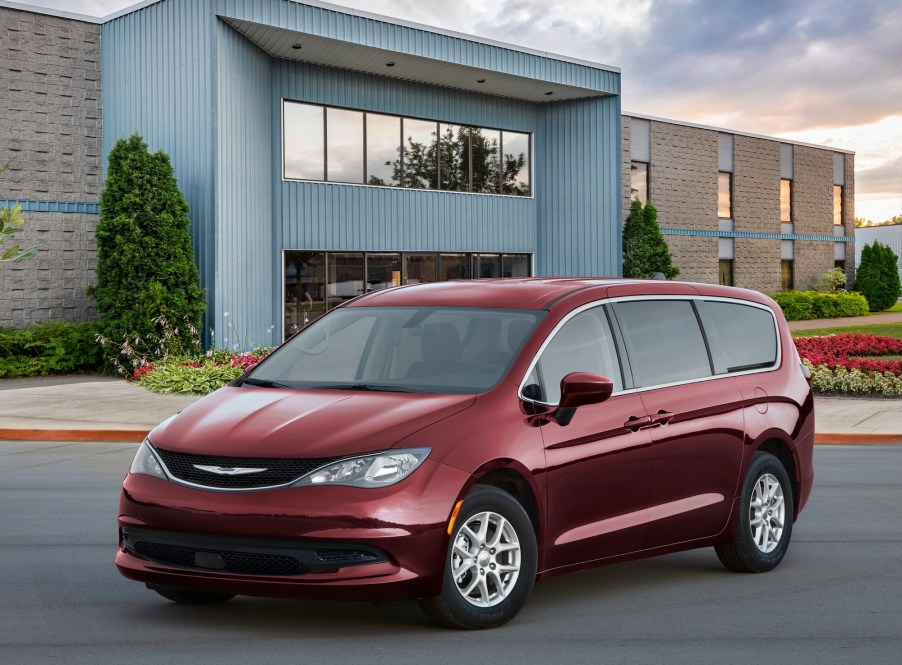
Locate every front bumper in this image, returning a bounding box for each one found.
[116,458,471,601]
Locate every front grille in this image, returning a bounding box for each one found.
[154,447,340,489]
[134,541,308,576]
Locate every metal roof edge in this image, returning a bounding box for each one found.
[0,0,102,23]
[623,112,855,155]
[95,0,620,74]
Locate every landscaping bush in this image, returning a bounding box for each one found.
[772,290,869,321]
[135,348,273,395]
[89,133,205,370]
[794,333,902,374]
[622,199,679,279]
[803,360,902,397]
[0,321,101,377]
[854,241,902,311]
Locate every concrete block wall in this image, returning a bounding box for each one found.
[733,135,781,293]
[663,234,719,284]
[0,6,101,327]
[621,115,632,224]
[793,146,833,290]
[843,155,856,286]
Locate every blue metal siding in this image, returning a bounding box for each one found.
[536,95,622,277]
[102,0,218,335]
[216,0,619,94]
[216,21,276,347]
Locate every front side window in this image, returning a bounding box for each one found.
[614,300,712,387]
[525,308,623,404]
[253,307,544,394]
[718,172,732,219]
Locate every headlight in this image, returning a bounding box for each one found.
[129,440,168,481]
[292,448,430,488]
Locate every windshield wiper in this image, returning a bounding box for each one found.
[309,383,432,394]
[240,377,292,388]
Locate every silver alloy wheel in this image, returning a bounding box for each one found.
[749,473,785,553]
[451,510,522,608]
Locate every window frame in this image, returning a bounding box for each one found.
[518,295,782,406]
[281,99,533,197]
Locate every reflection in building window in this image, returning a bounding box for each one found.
[406,254,438,284]
[781,260,794,291]
[502,254,530,278]
[327,253,364,307]
[367,253,402,292]
[833,185,843,226]
[283,101,531,195]
[718,172,732,219]
[780,179,792,223]
[631,161,648,203]
[474,254,501,278]
[284,251,325,333]
[719,259,734,286]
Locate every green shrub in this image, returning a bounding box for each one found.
[812,267,848,293]
[854,241,901,312]
[0,321,101,377]
[89,134,205,370]
[137,361,244,395]
[622,199,679,279]
[772,290,869,321]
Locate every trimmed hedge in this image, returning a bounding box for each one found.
[0,321,102,377]
[771,290,870,321]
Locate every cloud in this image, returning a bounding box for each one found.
[857,156,902,196]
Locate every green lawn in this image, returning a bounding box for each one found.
[851,355,902,361]
[792,322,902,338]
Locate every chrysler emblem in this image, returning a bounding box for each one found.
[193,465,267,476]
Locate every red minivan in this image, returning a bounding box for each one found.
[116,278,814,628]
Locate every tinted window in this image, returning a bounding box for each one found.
[699,301,778,373]
[615,300,711,387]
[528,308,622,404]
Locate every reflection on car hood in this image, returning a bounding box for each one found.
[148,386,477,458]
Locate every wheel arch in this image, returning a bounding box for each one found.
[471,464,541,547]
[755,438,800,520]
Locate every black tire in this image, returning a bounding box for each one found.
[716,451,795,573]
[148,584,236,605]
[418,485,537,629]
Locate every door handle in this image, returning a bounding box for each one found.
[650,410,675,426]
[624,415,653,432]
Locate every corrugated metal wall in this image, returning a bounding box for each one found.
[537,96,622,277]
[216,21,276,348]
[856,225,902,285]
[103,0,622,347]
[102,0,218,337]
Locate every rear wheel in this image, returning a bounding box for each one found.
[148,584,235,605]
[419,486,537,629]
[716,452,794,573]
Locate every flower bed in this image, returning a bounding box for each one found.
[793,334,902,375]
[794,334,902,396]
[135,348,273,395]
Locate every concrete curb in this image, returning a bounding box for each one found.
[1,428,900,445]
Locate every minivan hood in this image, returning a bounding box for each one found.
[148,387,476,458]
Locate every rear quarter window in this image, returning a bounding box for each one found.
[697,300,779,373]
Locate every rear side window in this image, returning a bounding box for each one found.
[614,299,712,387]
[525,307,623,404]
[698,301,778,373]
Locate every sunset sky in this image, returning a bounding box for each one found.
[16,0,902,223]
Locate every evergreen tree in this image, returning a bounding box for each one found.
[854,241,901,311]
[622,198,680,279]
[89,134,205,366]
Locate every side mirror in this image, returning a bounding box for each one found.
[556,372,614,426]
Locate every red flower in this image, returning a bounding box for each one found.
[794,334,902,375]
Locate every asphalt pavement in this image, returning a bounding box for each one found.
[1,440,901,664]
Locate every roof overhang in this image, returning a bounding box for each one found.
[221,16,611,104]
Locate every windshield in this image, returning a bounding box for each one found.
[247,306,544,394]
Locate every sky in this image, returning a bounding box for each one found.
[16,0,902,222]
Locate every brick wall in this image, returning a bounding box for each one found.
[0,7,101,327]
[793,146,833,290]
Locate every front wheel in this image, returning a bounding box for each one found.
[418,486,537,629]
[715,452,794,573]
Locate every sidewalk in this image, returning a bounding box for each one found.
[0,374,899,444]
[788,310,902,331]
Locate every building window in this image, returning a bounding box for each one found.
[833,185,843,225]
[283,100,531,196]
[630,161,649,203]
[719,259,734,286]
[780,179,792,223]
[835,260,846,272]
[781,260,794,291]
[718,172,732,219]
[284,251,532,336]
